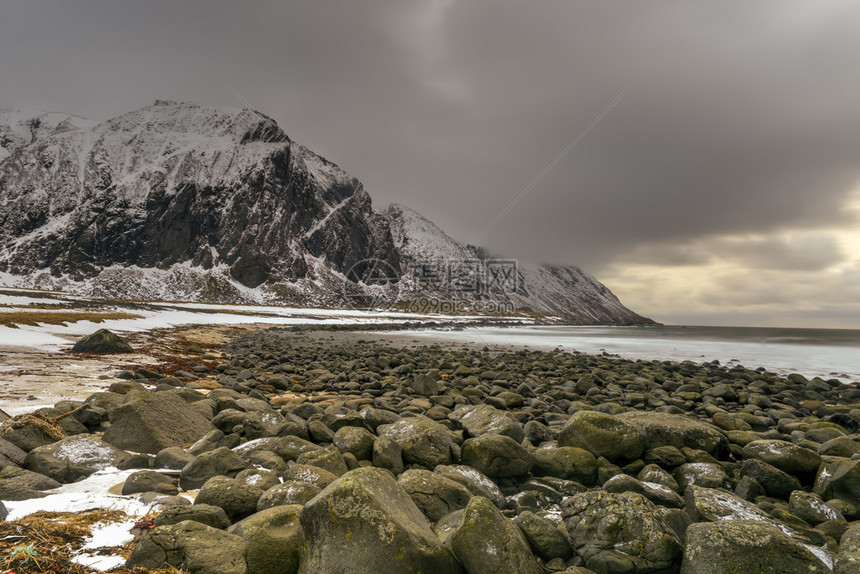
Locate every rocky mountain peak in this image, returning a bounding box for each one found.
[0,101,651,324]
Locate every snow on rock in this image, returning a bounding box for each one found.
[0,101,650,325]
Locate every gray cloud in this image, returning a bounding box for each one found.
[2,1,859,324]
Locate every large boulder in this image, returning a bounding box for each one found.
[514,510,573,561]
[789,490,844,525]
[562,490,681,573]
[103,391,215,454]
[836,523,860,574]
[0,415,65,452]
[195,475,265,523]
[617,411,728,457]
[299,467,462,574]
[154,504,231,530]
[681,521,831,573]
[126,520,247,574]
[257,481,322,511]
[397,469,473,522]
[72,329,133,354]
[378,416,456,468]
[23,436,130,483]
[448,404,524,442]
[743,440,822,475]
[532,445,598,484]
[450,496,542,574]
[433,464,506,509]
[460,434,533,478]
[122,470,179,495]
[0,466,61,500]
[813,458,860,502]
[0,437,27,466]
[333,426,375,461]
[180,446,249,490]
[558,411,645,464]
[740,458,802,499]
[228,505,304,574]
[603,474,685,509]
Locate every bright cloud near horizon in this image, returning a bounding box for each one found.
[2,1,860,328]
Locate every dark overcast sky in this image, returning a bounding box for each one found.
[2,1,860,327]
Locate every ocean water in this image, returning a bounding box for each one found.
[394,325,860,384]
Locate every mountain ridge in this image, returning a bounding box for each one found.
[0,101,653,324]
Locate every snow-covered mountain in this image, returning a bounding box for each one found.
[0,101,652,324]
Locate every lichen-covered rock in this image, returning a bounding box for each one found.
[397,468,472,522]
[740,458,802,498]
[789,490,844,525]
[23,435,130,483]
[333,426,376,461]
[257,481,322,511]
[195,475,265,523]
[532,445,598,484]
[450,496,542,574]
[228,505,304,574]
[154,504,231,530]
[460,434,533,478]
[617,411,728,457]
[674,463,732,492]
[813,457,860,502]
[71,329,133,354]
[282,463,339,489]
[562,490,681,573]
[448,404,524,443]
[836,522,860,574]
[0,466,61,500]
[295,444,349,476]
[179,446,249,490]
[103,391,215,454]
[514,510,572,561]
[681,521,831,573]
[122,470,179,495]
[743,439,822,475]
[378,416,456,468]
[558,411,645,464]
[372,434,404,474]
[433,464,506,509]
[602,474,684,509]
[125,519,247,574]
[299,467,462,574]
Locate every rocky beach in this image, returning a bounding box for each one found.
[0,324,858,573]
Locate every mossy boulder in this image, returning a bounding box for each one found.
[681,521,831,573]
[72,329,133,354]
[126,520,247,573]
[228,505,304,574]
[460,434,534,478]
[450,496,541,574]
[562,490,681,573]
[378,416,456,468]
[299,467,462,574]
[558,411,645,464]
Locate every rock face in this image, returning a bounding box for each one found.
[299,467,462,574]
[71,329,133,353]
[0,103,651,325]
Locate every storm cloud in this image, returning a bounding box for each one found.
[2,1,859,326]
